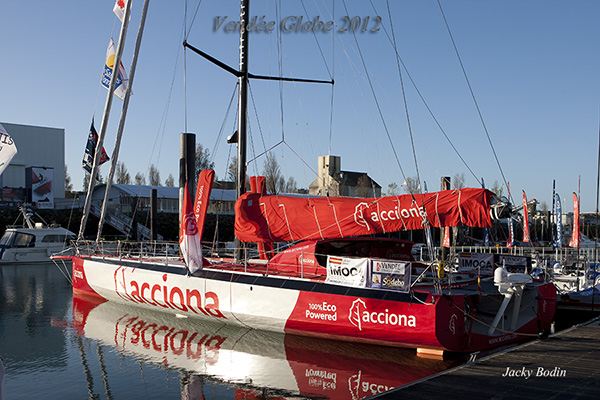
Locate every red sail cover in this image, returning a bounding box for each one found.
[194,169,215,240]
[235,188,493,243]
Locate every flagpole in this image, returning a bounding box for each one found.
[97,0,150,242]
[78,0,132,241]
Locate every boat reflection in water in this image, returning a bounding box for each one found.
[73,295,466,399]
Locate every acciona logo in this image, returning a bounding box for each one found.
[348,299,416,331]
[353,201,426,229]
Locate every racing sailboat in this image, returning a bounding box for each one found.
[63,0,556,355]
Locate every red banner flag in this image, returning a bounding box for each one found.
[442,227,450,248]
[569,192,580,249]
[193,169,215,241]
[522,191,530,243]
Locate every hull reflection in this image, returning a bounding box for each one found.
[73,295,465,399]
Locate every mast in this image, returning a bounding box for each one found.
[97,0,151,242]
[78,0,132,241]
[234,0,250,261]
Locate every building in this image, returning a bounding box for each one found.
[309,155,381,197]
[91,183,237,215]
[0,122,66,209]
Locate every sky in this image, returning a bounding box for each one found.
[1,0,600,212]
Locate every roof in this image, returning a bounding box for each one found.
[338,171,381,189]
[98,184,238,202]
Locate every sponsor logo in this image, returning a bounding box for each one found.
[306,368,337,390]
[299,255,315,265]
[330,265,360,277]
[349,298,416,331]
[74,269,84,280]
[488,333,518,345]
[182,211,199,235]
[114,269,226,319]
[306,302,338,321]
[353,202,426,229]
[449,314,457,335]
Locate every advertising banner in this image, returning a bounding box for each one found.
[457,253,494,275]
[368,260,411,293]
[29,167,54,209]
[325,256,368,288]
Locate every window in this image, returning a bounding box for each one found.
[13,232,35,248]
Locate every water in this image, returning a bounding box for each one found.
[0,263,465,399]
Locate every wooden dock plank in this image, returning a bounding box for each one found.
[369,321,600,400]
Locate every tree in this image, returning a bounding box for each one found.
[403,176,420,195]
[82,173,89,192]
[227,156,237,182]
[453,173,466,189]
[539,201,549,213]
[165,173,175,187]
[263,152,285,194]
[65,165,73,193]
[134,172,146,185]
[386,182,400,196]
[149,164,161,186]
[285,177,297,194]
[116,161,131,184]
[83,171,103,191]
[195,144,215,177]
[490,180,504,198]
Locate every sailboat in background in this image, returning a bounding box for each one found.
[60,0,556,355]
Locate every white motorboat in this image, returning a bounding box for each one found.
[0,206,76,264]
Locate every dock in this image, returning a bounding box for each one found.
[370,317,600,400]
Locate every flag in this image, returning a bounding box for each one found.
[0,123,17,176]
[193,169,215,241]
[82,120,109,174]
[522,190,530,243]
[101,38,130,100]
[442,227,450,248]
[555,193,562,248]
[569,192,580,249]
[506,183,514,248]
[180,182,203,274]
[113,0,130,23]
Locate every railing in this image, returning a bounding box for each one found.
[412,245,600,264]
[74,240,180,259]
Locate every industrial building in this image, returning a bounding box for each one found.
[0,122,66,209]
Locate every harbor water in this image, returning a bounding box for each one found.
[0,262,466,399]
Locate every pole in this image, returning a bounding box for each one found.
[78,0,132,241]
[150,188,157,241]
[97,0,151,242]
[234,0,250,262]
[179,133,196,231]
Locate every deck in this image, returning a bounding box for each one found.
[369,317,600,399]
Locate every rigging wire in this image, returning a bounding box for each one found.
[340,0,408,184]
[436,0,510,200]
[184,0,204,40]
[329,0,335,157]
[367,0,480,186]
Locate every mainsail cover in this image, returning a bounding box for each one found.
[235,188,494,243]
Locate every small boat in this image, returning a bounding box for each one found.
[551,256,600,311]
[0,206,76,264]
